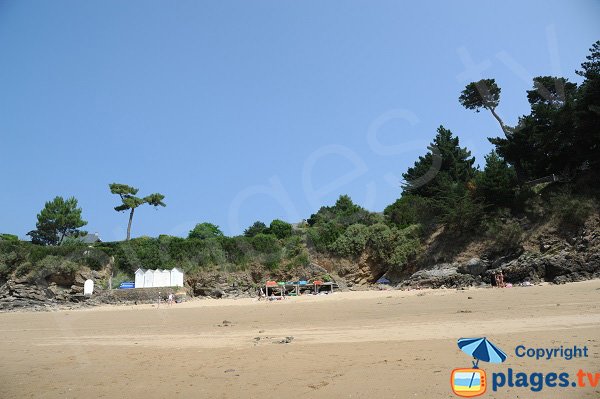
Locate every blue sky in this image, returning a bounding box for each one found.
[1,1,599,240]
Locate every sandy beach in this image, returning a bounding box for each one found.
[1,281,599,398]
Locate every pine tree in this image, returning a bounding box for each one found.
[402,125,476,198]
[475,151,518,209]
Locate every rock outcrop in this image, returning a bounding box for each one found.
[400,247,600,288]
[0,269,105,311]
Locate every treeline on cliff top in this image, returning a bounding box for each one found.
[1,41,599,284]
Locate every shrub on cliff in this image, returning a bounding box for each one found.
[550,192,596,228]
[329,224,369,257]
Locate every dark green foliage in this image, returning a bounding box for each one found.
[479,43,600,180]
[399,126,481,233]
[308,195,380,227]
[365,223,421,265]
[109,183,166,240]
[34,255,79,278]
[0,240,30,279]
[283,235,304,258]
[0,240,103,280]
[217,236,253,265]
[250,233,279,254]
[244,221,268,237]
[306,221,345,253]
[402,126,476,197]
[306,195,381,252]
[269,219,292,239]
[526,76,577,106]
[577,40,600,79]
[574,41,600,173]
[459,78,501,111]
[0,231,314,279]
[250,234,282,270]
[328,222,420,267]
[188,223,224,240]
[459,79,509,135]
[475,151,518,209]
[428,180,484,234]
[27,196,87,246]
[328,224,369,257]
[491,76,579,180]
[484,215,524,253]
[384,195,431,228]
[91,231,309,275]
[549,191,596,228]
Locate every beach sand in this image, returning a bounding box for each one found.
[1,280,599,398]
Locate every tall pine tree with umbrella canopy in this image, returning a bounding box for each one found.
[109,183,166,241]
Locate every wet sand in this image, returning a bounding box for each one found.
[1,280,599,398]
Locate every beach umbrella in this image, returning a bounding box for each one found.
[458,337,507,365]
[458,337,507,388]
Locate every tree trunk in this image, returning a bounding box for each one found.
[489,107,510,136]
[126,208,135,241]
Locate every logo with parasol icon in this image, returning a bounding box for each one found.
[451,337,508,397]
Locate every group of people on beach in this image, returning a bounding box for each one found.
[494,270,505,288]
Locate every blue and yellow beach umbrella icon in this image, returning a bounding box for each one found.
[451,337,507,397]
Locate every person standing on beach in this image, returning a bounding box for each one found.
[498,270,505,287]
[495,271,505,288]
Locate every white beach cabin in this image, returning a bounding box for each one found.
[154,269,170,287]
[170,268,184,287]
[83,279,94,296]
[153,269,163,287]
[134,268,145,288]
[161,269,172,286]
[143,269,154,288]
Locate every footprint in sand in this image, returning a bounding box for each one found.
[308,381,329,390]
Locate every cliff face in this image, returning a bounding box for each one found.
[0,268,108,311]
[312,209,600,289]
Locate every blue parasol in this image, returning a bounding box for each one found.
[457,337,507,388]
[458,337,507,365]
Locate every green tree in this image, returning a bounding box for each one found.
[109,183,166,241]
[269,219,293,239]
[459,78,510,135]
[475,151,518,209]
[329,223,369,257]
[489,76,579,180]
[27,196,87,245]
[402,126,476,197]
[526,76,577,107]
[244,221,268,237]
[575,40,600,173]
[188,223,224,240]
[308,195,377,227]
[384,195,431,228]
[429,180,484,234]
[400,126,481,232]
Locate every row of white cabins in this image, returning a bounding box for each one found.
[134,268,184,288]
